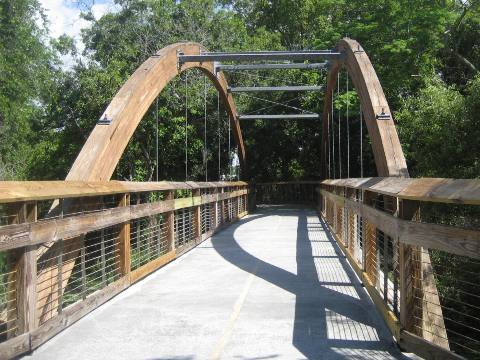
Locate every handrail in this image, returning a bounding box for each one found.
[0,180,248,203]
[322,177,480,205]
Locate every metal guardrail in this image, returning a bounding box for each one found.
[0,181,248,359]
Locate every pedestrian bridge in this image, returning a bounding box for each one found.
[24,206,406,360]
[0,37,479,359]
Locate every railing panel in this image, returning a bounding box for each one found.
[319,177,480,360]
[36,225,122,326]
[130,214,169,271]
[0,181,248,359]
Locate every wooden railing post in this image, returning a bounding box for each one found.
[221,187,226,223]
[193,189,201,243]
[398,199,420,334]
[165,191,175,251]
[16,202,38,334]
[363,190,377,285]
[6,201,38,337]
[211,188,218,230]
[118,194,131,278]
[397,199,449,349]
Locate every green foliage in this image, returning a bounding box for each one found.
[0,0,57,179]
[1,0,478,182]
[397,75,480,178]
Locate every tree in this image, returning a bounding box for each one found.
[0,0,57,179]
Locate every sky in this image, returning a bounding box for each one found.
[39,0,119,57]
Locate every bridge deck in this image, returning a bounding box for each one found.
[25,206,408,360]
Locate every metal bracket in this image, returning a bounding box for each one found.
[353,45,364,54]
[376,108,391,120]
[97,115,111,125]
[177,50,184,69]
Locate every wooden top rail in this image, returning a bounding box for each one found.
[322,177,480,205]
[320,177,480,260]
[0,180,248,204]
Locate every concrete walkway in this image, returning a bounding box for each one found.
[25,206,408,360]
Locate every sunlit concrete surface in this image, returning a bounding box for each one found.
[24,206,410,360]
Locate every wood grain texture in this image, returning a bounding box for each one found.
[322,177,480,205]
[0,190,248,251]
[66,42,244,183]
[129,251,175,284]
[399,331,464,360]
[321,38,408,178]
[0,333,30,360]
[117,194,131,277]
[320,189,480,259]
[0,181,247,204]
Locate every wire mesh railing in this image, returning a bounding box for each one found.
[0,180,248,359]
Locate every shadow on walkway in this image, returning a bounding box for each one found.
[211,205,407,359]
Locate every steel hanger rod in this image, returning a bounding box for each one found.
[178,51,342,63]
[229,85,324,93]
[216,62,329,71]
[239,114,320,120]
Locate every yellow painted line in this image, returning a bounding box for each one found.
[210,262,259,360]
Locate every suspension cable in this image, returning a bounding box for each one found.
[327,113,331,179]
[331,88,335,179]
[217,92,221,180]
[346,74,350,179]
[228,116,231,180]
[185,71,188,181]
[360,103,363,178]
[338,72,341,179]
[204,75,208,182]
[155,96,159,182]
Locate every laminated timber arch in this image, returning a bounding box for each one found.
[36,42,245,324]
[320,38,449,349]
[320,38,408,178]
[67,41,245,182]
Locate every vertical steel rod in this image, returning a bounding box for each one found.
[81,245,86,300]
[384,235,389,302]
[217,92,221,180]
[100,228,106,286]
[185,72,188,181]
[156,97,159,182]
[360,106,363,178]
[338,72,341,179]
[56,240,63,314]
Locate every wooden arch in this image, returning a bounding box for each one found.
[320,38,408,178]
[320,39,449,349]
[36,42,245,325]
[66,42,245,182]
